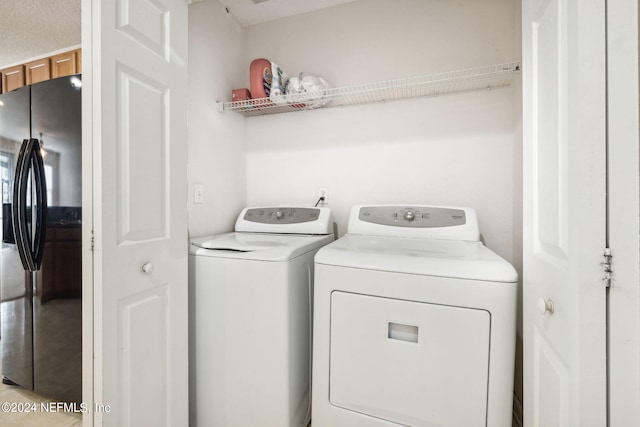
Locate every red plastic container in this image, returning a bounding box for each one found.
[249,58,272,100]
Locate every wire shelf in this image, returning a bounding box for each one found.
[218,61,521,117]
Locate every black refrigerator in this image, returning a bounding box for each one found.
[0,75,82,403]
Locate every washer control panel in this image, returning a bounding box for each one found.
[358,206,466,228]
[236,206,332,235]
[243,207,321,224]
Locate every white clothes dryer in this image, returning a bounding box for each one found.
[189,206,333,427]
[312,205,517,427]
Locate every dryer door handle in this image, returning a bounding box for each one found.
[388,322,419,343]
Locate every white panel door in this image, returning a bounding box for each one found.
[84,0,188,425]
[522,0,606,426]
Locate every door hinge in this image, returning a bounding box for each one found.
[90,230,95,251]
[602,247,612,288]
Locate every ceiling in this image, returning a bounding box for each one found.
[0,0,81,68]
[0,0,354,68]
[218,0,357,26]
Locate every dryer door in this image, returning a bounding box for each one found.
[329,291,491,427]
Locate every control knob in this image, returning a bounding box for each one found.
[275,210,284,220]
[403,211,415,221]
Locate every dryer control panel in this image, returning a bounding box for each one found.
[358,206,466,228]
[348,205,480,241]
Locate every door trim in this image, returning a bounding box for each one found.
[606,0,640,424]
[81,0,95,424]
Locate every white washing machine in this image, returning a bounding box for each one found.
[312,205,517,427]
[189,206,333,427]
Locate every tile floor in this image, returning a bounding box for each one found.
[0,340,82,427]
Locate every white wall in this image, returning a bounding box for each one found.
[187,0,522,263]
[243,0,521,266]
[243,0,518,85]
[188,1,247,237]
[245,95,517,257]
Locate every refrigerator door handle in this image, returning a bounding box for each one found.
[11,138,46,272]
[32,138,47,270]
[12,139,34,271]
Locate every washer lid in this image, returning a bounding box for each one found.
[191,232,334,261]
[315,234,517,283]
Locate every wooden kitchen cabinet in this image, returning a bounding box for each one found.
[1,65,25,93]
[25,57,51,85]
[51,49,81,78]
[1,49,82,94]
